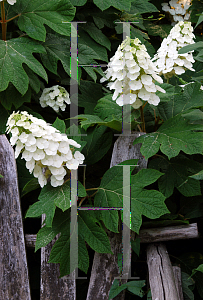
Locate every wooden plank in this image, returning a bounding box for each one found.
[147,243,179,300]
[25,223,199,248]
[138,223,199,243]
[173,266,184,300]
[86,132,147,300]
[40,214,76,300]
[0,135,31,300]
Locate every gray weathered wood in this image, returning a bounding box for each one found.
[173,266,184,300]
[110,132,147,169]
[25,223,199,248]
[40,214,76,300]
[86,132,147,300]
[0,134,31,300]
[138,223,199,243]
[147,243,179,300]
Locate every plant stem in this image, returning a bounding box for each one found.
[1,1,7,41]
[6,13,21,23]
[140,105,146,132]
[85,187,99,191]
[83,165,86,188]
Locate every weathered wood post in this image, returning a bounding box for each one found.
[86,132,147,300]
[0,135,31,299]
[147,243,180,300]
[40,216,76,299]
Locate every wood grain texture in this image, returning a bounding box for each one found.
[40,214,76,300]
[86,133,147,300]
[147,243,179,300]
[138,223,199,243]
[0,135,31,300]
[25,223,199,248]
[173,266,184,300]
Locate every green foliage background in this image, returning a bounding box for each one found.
[1,0,203,298]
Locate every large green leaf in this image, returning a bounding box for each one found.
[25,180,86,227]
[0,37,47,94]
[70,0,87,5]
[157,82,203,121]
[78,28,108,62]
[14,0,76,42]
[52,117,66,133]
[149,155,203,198]
[78,81,104,114]
[81,126,113,165]
[178,41,203,54]
[0,84,31,110]
[94,165,168,233]
[76,114,123,131]
[76,94,139,131]
[82,23,111,50]
[129,0,159,14]
[181,272,195,300]
[35,208,89,275]
[41,33,71,75]
[134,114,203,160]
[93,0,131,11]
[38,208,112,276]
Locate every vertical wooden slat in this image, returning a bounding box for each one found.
[0,135,31,299]
[147,243,179,300]
[40,214,76,300]
[173,266,184,300]
[86,132,147,300]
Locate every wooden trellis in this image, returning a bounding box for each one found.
[0,134,199,299]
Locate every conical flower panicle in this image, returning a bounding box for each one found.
[6,111,84,188]
[100,37,165,109]
[161,0,191,26]
[153,21,195,79]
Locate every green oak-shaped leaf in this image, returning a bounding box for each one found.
[93,0,131,11]
[94,166,168,233]
[35,208,89,275]
[149,155,203,198]
[14,0,76,42]
[130,0,159,14]
[25,180,86,227]
[134,114,203,160]
[78,80,104,114]
[76,95,139,131]
[157,82,203,121]
[82,23,111,50]
[0,84,31,110]
[0,37,47,94]
[81,126,113,165]
[36,208,112,276]
[41,33,71,75]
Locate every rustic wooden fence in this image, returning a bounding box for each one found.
[0,133,199,299]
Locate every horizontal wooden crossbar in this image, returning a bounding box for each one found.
[25,223,199,248]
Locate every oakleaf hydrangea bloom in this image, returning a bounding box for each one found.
[0,0,16,4]
[161,0,191,25]
[6,111,84,188]
[100,37,165,108]
[39,85,71,113]
[153,21,195,79]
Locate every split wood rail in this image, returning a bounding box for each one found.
[0,134,199,299]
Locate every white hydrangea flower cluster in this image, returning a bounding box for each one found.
[39,85,71,113]
[100,37,165,108]
[161,0,191,25]
[153,21,195,79]
[6,111,85,188]
[0,0,16,4]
